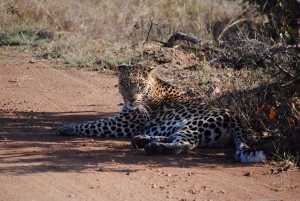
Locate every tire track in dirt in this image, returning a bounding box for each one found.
[1,65,69,112]
[28,67,110,112]
[58,68,112,89]
[50,68,120,112]
[30,67,71,112]
[1,65,119,113]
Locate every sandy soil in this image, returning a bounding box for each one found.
[0,55,299,201]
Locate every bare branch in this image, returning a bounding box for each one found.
[143,13,154,46]
[163,32,200,47]
[269,44,300,52]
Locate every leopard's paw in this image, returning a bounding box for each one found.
[131,135,151,149]
[144,142,166,154]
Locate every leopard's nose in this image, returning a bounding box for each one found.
[128,98,136,103]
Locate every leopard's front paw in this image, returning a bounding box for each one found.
[144,142,166,154]
[131,135,151,149]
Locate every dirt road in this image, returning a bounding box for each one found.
[0,60,299,200]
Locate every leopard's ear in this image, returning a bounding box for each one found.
[117,64,128,72]
[148,66,159,76]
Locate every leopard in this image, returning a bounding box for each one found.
[58,64,266,163]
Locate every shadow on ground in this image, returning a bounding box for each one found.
[0,108,258,175]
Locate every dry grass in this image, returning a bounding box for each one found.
[0,0,250,69]
[0,0,246,41]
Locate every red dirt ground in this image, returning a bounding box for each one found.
[0,55,299,200]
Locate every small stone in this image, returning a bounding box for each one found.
[244,172,252,176]
[190,189,196,194]
[28,59,37,63]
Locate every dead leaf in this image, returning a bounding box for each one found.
[99,49,105,55]
[110,63,117,71]
[257,104,276,120]
[287,117,296,129]
[257,104,278,129]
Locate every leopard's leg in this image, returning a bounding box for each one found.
[133,119,188,150]
[144,134,196,155]
[57,107,145,138]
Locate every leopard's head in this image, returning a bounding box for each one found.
[117,64,158,111]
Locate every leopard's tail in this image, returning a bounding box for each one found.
[234,143,266,163]
[230,116,266,163]
[58,122,83,136]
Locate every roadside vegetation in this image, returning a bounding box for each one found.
[0,0,299,167]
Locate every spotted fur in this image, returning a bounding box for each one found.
[58,64,265,163]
